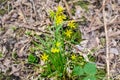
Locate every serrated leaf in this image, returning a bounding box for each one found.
[73,66,84,76]
[83,76,96,80]
[84,63,97,75]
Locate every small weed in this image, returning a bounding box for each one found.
[0,52,3,58]
[11,26,17,31]
[12,52,17,60]
[28,53,39,64]
[0,9,6,15]
[25,30,32,36]
[28,5,105,79]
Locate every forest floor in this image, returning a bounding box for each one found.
[0,0,120,80]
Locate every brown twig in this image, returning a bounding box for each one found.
[68,0,80,4]
[102,0,110,80]
[109,31,120,37]
[86,21,120,33]
[13,22,51,35]
[62,0,73,19]
[64,18,84,24]
[30,0,37,20]
[19,2,27,23]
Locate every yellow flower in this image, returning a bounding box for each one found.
[56,14,66,25]
[56,16,64,25]
[49,10,55,18]
[65,29,72,38]
[60,14,66,19]
[55,6,66,25]
[41,54,48,61]
[57,6,64,13]
[56,42,61,47]
[71,54,76,60]
[67,20,76,29]
[51,48,60,53]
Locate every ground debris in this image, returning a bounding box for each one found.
[0,0,119,79]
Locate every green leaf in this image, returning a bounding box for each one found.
[0,52,3,58]
[25,31,31,35]
[28,54,39,64]
[55,24,62,35]
[73,66,84,76]
[84,63,97,75]
[83,76,96,80]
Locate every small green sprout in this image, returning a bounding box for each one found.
[11,26,17,31]
[0,52,3,58]
[28,53,39,64]
[25,31,32,35]
[12,52,18,59]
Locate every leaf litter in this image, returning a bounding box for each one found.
[0,0,120,79]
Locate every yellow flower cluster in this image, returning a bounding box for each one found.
[41,53,48,61]
[57,6,64,13]
[55,6,66,25]
[51,47,60,53]
[51,41,61,53]
[56,15,66,25]
[64,20,76,38]
[49,6,68,25]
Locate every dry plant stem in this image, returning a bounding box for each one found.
[86,21,120,33]
[68,0,80,4]
[30,0,37,20]
[19,2,27,23]
[102,0,110,80]
[13,23,51,34]
[7,1,10,13]
[109,31,120,37]
[62,0,73,19]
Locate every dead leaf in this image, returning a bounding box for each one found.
[18,9,26,23]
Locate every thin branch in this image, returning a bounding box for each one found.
[102,0,110,80]
[86,21,120,33]
[109,31,120,37]
[68,0,80,4]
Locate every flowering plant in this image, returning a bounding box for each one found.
[28,5,98,80]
